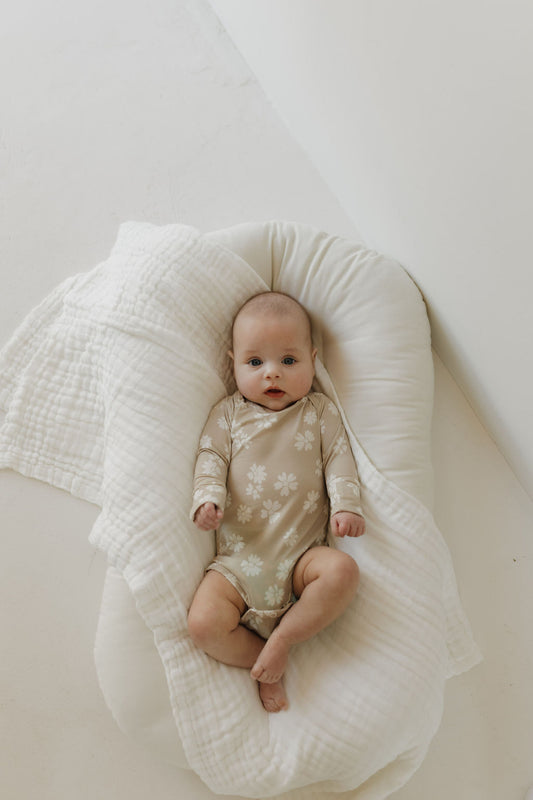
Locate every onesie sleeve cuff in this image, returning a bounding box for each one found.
[189,485,227,522]
[327,477,363,518]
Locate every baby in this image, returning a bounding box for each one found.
[188,291,365,712]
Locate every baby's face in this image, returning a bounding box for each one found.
[231,311,317,411]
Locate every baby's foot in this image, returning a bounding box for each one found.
[258,679,289,713]
[250,631,290,684]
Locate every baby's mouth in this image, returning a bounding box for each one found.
[265,387,285,397]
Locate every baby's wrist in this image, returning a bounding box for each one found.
[332,510,360,519]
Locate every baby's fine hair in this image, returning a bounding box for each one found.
[232,291,313,344]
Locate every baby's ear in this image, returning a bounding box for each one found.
[228,350,234,362]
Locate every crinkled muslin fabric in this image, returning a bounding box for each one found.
[0,223,481,799]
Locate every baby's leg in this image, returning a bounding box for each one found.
[188,570,263,668]
[187,571,288,712]
[251,546,359,684]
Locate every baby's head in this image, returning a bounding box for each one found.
[230,292,317,411]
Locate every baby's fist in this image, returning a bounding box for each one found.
[194,502,223,531]
[331,511,365,538]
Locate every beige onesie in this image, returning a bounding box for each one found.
[190,391,362,638]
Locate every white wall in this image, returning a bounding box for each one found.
[0,0,359,349]
[209,0,533,498]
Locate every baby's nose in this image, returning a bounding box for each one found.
[265,361,281,378]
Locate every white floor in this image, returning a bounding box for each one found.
[392,354,533,800]
[1,1,532,798]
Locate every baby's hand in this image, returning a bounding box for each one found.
[331,511,365,538]
[194,502,224,531]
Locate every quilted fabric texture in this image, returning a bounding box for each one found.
[0,222,481,799]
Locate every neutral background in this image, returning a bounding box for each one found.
[211,0,533,500]
[1,2,532,799]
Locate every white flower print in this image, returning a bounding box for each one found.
[304,409,318,426]
[217,415,229,430]
[236,504,253,524]
[328,401,339,417]
[314,458,323,476]
[241,554,264,576]
[223,532,245,553]
[282,527,298,546]
[326,476,341,505]
[260,499,282,524]
[333,434,348,456]
[225,490,232,508]
[276,559,292,581]
[295,430,315,451]
[232,428,250,452]
[248,463,267,485]
[265,585,284,607]
[303,490,320,514]
[245,482,263,501]
[201,455,223,475]
[274,472,298,496]
[253,412,274,431]
[245,463,267,500]
[200,434,212,449]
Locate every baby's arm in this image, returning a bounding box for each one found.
[190,397,232,525]
[194,502,224,531]
[319,395,365,532]
[331,510,365,538]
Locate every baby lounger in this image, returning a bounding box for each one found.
[0,221,481,799]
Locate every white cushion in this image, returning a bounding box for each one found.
[95,220,434,768]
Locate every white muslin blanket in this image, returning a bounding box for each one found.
[0,223,481,799]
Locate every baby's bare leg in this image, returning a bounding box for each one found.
[251,546,359,684]
[187,571,288,712]
[188,571,263,667]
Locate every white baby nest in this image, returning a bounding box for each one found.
[0,220,480,800]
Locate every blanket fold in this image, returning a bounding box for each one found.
[0,222,481,799]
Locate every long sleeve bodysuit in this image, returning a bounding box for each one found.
[190,391,363,638]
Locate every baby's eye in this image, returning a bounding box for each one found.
[282,357,296,365]
[248,358,262,367]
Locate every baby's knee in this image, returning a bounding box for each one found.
[187,604,218,650]
[328,552,360,596]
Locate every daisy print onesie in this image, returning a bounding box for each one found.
[190,390,362,639]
